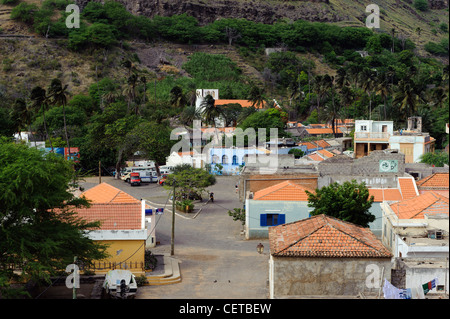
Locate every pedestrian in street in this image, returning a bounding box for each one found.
[235,183,239,194]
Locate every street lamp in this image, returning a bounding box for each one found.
[257,243,264,254]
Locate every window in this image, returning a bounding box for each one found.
[212,155,220,164]
[222,155,229,164]
[232,155,239,165]
[360,125,367,131]
[260,214,285,227]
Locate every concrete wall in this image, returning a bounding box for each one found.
[269,256,392,298]
[404,259,449,294]
[318,150,406,188]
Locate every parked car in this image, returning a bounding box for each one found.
[159,174,168,185]
[130,173,141,186]
[102,270,138,299]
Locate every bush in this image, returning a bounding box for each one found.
[10,2,39,24]
[425,38,449,56]
[182,52,241,82]
[414,0,429,12]
[1,0,19,5]
[288,148,305,159]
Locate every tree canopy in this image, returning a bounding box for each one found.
[0,138,107,298]
[306,180,375,228]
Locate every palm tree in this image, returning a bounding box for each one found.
[30,86,53,151]
[393,79,423,119]
[10,98,32,143]
[201,94,223,144]
[123,74,138,114]
[247,85,266,109]
[170,86,187,109]
[390,28,396,53]
[360,68,377,119]
[48,79,70,149]
[313,74,332,118]
[322,76,342,138]
[201,94,221,126]
[375,72,392,120]
[140,75,147,105]
[180,105,201,126]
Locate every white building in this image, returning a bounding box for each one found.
[354,117,435,163]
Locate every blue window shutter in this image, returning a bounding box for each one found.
[278,214,285,225]
[260,214,267,227]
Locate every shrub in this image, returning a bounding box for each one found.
[414,0,429,12]
[10,2,39,24]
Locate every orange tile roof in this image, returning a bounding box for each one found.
[416,173,449,189]
[81,183,140,204]
[253,180,314,201]
[314,140,331,148]
[75,203,142,230]
[307,153,324,161]
[368,188,403,202]
[215,99,264,108]
[269,214,392,258]
[317,149,335,158]
[298,142,318,150]
[398,177,418,200]
[306,128,334,135]
[419,190,449,198]
[389,191,449,219]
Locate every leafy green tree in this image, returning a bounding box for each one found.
[104,114,142,178]
[0,138,108,298]
[420,151,449,167]
[130,120,176,178]
[239,108,288,144]
[228,208,245,226]
[306,180,375,228]
[288,148,305,159]
[164,164,216,200]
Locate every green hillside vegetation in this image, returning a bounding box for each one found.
[0,0,448,174]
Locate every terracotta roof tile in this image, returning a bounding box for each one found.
[307,153,324,161]
[317,149,335,158]
[75,203,142,230]
[298,142,318,150]
[416,173,449,189]
[389,191,449,219]
[269,215,392,258]
[398,177,418,199]
[81,183,140,204]
[314,140,331,148]
[306,128,334,135]
[253,180,314,201]
[215,99,264,108]
[368,188,403,202]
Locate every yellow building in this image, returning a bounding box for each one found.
[76,183,151,275]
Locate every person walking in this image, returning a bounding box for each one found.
[235,183,239,194]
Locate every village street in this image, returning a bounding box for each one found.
[80,175,270,299]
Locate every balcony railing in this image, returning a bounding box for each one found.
[355,132,390,140]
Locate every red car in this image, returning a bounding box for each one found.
[159,174,168,185]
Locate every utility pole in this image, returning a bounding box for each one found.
[171,180,176,256]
